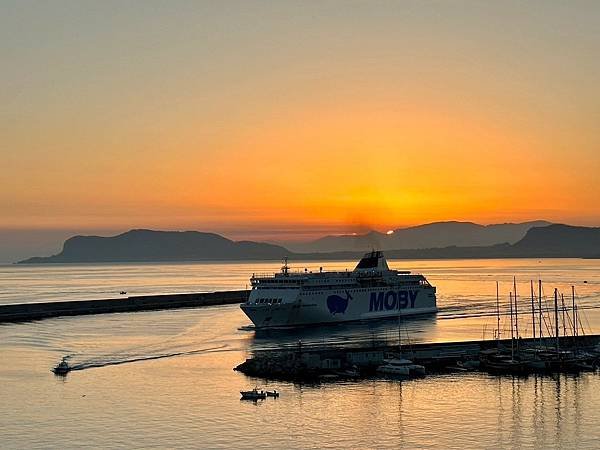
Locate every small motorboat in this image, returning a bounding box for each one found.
[52,356,71,375]
[266,390,279,398]
[240,388,266,400]
[119,291,127,295]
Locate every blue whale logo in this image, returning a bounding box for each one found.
[327,290,352,314]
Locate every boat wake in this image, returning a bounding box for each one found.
[66,344,228,372]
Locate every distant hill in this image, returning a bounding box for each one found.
[511,224,600,257]
[282,221,552,253]
[292,224,600,260]
[17,223,600,264]
[18,229,289,263]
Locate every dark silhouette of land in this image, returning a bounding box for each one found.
[19,229,289,263]
[17,223,600,263]
[281,220,552,253]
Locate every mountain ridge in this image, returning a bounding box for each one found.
[17,223,600,263]
[281,220,552,253]
[19,229,289,263]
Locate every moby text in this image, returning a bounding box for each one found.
[369,291,418,312]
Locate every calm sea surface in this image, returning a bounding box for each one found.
[1,258,600,449]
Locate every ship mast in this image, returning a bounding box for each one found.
[282,257,289,276]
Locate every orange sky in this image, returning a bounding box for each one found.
[2,2,599,240]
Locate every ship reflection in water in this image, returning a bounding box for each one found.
[249,313,439,351]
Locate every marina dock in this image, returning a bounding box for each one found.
[0,290,250,323]
[236,334,600,381]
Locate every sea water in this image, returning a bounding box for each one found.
[1,258,600,448]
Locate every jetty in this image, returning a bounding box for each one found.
[235,334,600,382]
[0,290,250,323]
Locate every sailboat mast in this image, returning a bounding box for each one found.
[538,279,543,344]
[513,277,519,340]
[561,293,567,337]
[554,288,559,352]
[509,291,515,360]
[398,308,402,355]
[530,280,536,340]
[572,285,577,339]
[496,281,500,341]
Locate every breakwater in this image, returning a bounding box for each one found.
[0,290,250,323]
[235,334,600,381]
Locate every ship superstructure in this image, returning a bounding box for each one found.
[240,251,437,328]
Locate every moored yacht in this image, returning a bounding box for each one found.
[376,357,426,378]
[240,251,437,329]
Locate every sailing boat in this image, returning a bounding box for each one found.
[480,283,528,374]
[376,309,425,378]
[524,286,594,372]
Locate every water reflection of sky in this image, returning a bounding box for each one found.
[2,259,600,448]
[2,269,600,448]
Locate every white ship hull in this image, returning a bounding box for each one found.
[241,251,437,329]
[241,286,437,329]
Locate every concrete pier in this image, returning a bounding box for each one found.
[236,334,600,381]
[0,290,250,323]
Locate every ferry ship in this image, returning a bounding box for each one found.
[240,251,437,328]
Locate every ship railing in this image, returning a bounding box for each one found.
[251,272,276,279]
[251,270,314,279]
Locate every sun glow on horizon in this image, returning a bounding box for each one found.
[1,2,599,235]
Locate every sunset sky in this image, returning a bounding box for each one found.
[2,0,599,250]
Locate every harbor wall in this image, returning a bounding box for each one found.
[0,290,250,323]
[237,334,600,380]
[255,335,600,363]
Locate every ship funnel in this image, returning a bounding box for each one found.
[354,250,389,272]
